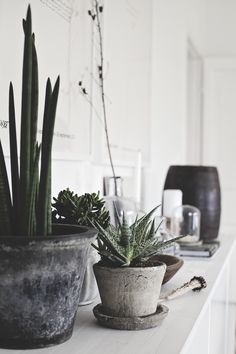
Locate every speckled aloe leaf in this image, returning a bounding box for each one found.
[92,221,127,264]
[93,205,187,267]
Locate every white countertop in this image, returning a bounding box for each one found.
[0,234,235,354]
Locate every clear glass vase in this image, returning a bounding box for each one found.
[171,205,201,244]
[103,176,137,226]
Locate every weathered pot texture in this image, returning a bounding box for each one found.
[79,247,100,306]
[0,224,96,349]
[93,262,166,317]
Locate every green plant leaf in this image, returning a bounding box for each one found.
[92,243,127,265]
[20,5,33,235]
[28,143,41,235]
[9,83,19,233]
[0,141,12,235]
[38,77,60,236]
[30,37,39,174]
[92,205,187,266]
[92,221,127,263]
[52,188,110,228]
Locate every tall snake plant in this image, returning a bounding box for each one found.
[0,5,59,237]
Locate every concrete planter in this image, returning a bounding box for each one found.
[93,262,166,318]
[0,224,96,349]
[79,247,100,306]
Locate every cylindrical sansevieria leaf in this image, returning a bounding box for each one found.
[0,141,12,236]
[30,36,39,173]
[37,79,52,236]
[9,83,19,234]
[37,77,60,236]
[0,5,60,237]
[47,162,52,235]
[28,143,41,235]
[20,5,33,235]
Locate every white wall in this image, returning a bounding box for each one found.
[204,0,236,57]
[143,0,207,210]
[0,0,208,212]
[203,59,236,234]
[0,0,141,203]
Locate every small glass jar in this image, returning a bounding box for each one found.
[155,216,180,255]
[103,176,137,226]
[171,205,201,244]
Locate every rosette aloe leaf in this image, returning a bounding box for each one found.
[92,207,185,267]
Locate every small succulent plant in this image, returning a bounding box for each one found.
[92,207,184,267]
[52,188,110,229]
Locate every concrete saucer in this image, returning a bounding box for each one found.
[93,303,169,330]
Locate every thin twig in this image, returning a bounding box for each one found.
[79,89,105,127]
[94,0,118,195]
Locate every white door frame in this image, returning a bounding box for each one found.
[186,39,204,165]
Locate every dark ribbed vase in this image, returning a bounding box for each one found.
[164,165,221,241]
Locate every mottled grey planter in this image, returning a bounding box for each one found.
[93,262,166,318]
[79,247,100,306]
[0,224,96,349]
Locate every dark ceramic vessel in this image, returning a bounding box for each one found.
[164,165,221,241]
[150,254,184,284]
[0,224,96,349]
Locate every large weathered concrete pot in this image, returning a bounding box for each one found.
[93,262,166,317]
[79,247,100,306]
[0,224,96,349]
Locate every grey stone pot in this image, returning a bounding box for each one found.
[93,262,166,318]
[0,224,96,349]
[79,247,100,306]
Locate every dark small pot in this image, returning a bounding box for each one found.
[150,254,184,284]
[164,165,221,241]
[0,224,96,349]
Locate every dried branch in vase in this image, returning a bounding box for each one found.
[79,0,118,195]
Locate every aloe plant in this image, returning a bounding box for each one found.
[92,207,185,267]
[0,5,59,237]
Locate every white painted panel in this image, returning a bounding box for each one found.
[203,59,236,232]
[209,287,228,353]
[226,303,236,354]
[180,307,210,354]
[0,0,91,160]
[98,0,152,164]
[186,42,203,165]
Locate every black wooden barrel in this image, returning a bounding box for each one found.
[164,165,221,241]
